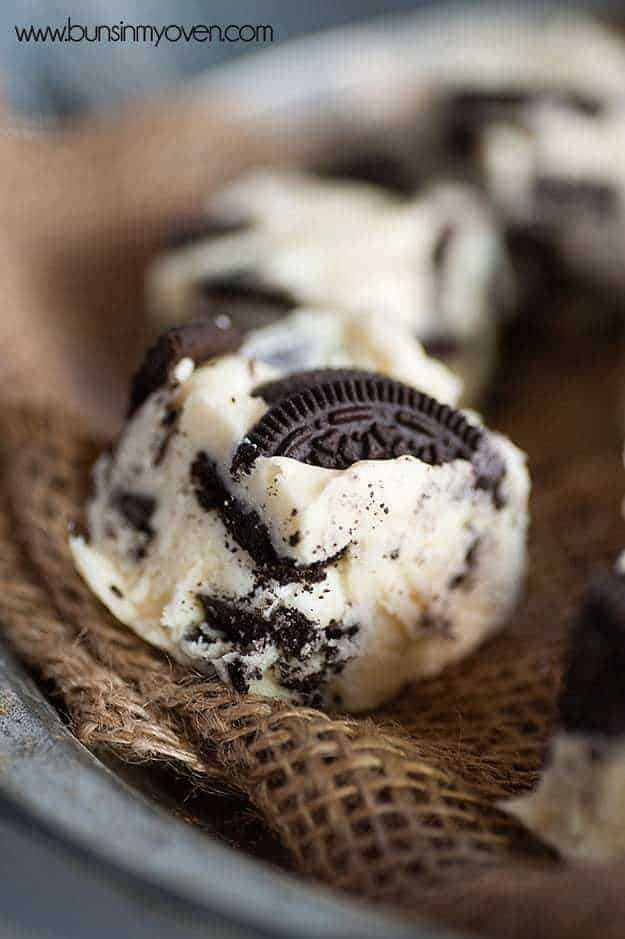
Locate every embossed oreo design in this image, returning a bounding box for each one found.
[559,572,625,736]
[128,317,243,416]
[233,370,503,498]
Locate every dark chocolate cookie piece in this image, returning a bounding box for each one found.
[128,317,243,416]
[192,272,296,332]
[431,222,457,320]
[225,658,261,695]
[232,369,493,480]
[110,489,156,537]
[312,148,417,194]
[421,335,460,360]
[533,177,618,218]
[432,223,456,271]
[559,572,625,737]
[443,87,532,156]
[188,596,355,701]
[472,441,507,509]
[443,86,603,158]
[190,452,347,584]
[165,212,252,250]
[195,595,318,657]
[110,489,157,561]
[552,90,604,118]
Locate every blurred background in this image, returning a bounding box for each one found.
[0,0,444,119]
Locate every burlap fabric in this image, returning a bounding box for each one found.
[2,322,625,938]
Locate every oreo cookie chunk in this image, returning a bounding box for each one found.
[133,301,462,427]
[164,212,252,250]
[559,573,625,737]
[146,168,509,405]
[311,144,418,194]
[128,316,243,416]
[440,86,603,160]
[192,274,296,333]
[505,571,625,862]
[71,335,528,712]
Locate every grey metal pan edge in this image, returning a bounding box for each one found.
[0,638,456,939]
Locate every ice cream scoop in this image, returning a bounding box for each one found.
[71,319,529,712]
[147,169,511,404]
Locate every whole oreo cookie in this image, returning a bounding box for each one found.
[232,368,499,485]
[128,316,243,416]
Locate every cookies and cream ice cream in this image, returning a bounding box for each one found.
[506,572,625,861]
[291,13,625,194]
[70,318,528,712]
[480,99,625,291]
[147,169,510,403]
